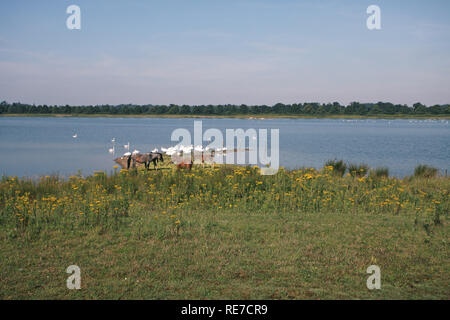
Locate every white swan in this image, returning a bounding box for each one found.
[166,149,177,156]
[124,142,130,150]
[194,145,204,152]
[72,133,78,138]
[108,146,115,154]
[182,145,193,154]
[163,146,177,156]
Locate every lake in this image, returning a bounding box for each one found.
[0,117,448,178]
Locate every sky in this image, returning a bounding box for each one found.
[0,0,449,106]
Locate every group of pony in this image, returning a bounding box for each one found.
[125,151,215,170]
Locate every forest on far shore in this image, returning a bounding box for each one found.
[0,101,449,116]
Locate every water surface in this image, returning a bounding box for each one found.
[0,117,448,178]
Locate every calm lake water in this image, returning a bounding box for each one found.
[0,117,448,178]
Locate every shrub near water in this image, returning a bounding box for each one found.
[414,165,439,178]
[0,163,448,239]
[369,167,389,179]
[324,159,347,177]
[348,163,370,178]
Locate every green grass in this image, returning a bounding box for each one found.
[324,159,347,177]
[348,163,370,178]
[369,167,390,179]
[0,164,448,299]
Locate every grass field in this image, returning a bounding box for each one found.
[0,163,448,299]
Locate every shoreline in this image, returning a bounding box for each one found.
[1,113,449,120]
[2,162,448,180]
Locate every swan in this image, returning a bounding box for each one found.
[112,138,115,143]
[124,142,130,150]
[166,149,177,156]
[72,133,78,138]
[164,146,178,156]
[108,146,115,154]
[182,145,193,154]
[132,149,140,155]
[152,148,159,153]
[194,145,204,152]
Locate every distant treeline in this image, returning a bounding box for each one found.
[0,101,449,116]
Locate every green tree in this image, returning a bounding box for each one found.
[168,105,180,114]
[413,102,427,114]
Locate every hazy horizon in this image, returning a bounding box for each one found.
[1,0,449,106]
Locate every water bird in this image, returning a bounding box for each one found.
[124,142,130,150]
[108,146,115,154]
[165,148,177,156]
[194,145,204,152]
[72,133,78,138]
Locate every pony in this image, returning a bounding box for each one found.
[132,152,164,170]
[176,160,193,170]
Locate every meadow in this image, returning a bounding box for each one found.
[0,162,448,299]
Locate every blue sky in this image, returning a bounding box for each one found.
[0,0,449,106]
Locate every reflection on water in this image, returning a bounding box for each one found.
[0,117,448,178]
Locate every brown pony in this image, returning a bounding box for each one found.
[133,152,164,170]
[176,161,192,170]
